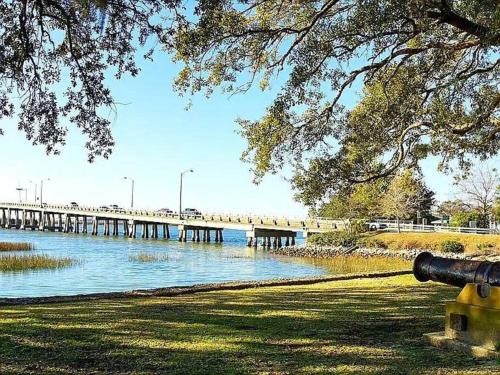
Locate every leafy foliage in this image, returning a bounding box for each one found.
[172,0,499,203]
[440,240,465,253]
[380,169,434,230]
[307,231,359,247]
[0,0,179,160]
[449,210,488,228]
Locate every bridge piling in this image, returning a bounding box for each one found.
[129,221,136,238]
[163,224,170,239]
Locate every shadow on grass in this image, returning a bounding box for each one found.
[0,276,497,374]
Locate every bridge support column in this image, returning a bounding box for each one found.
[82,217,88,234]
[14,210,19,228]
[38,212,46,231]
[141,223,149,239]
[20,210,26,230]
[104,220,110,236]
[75,216,81,233]
[151,224,158,239]
[4,209,11,229]
[129,221,136,238]
[123,220,129,237]
[163,224,170,239]
[285,237,290,247]
[112,219,119,236]
[215,229,220,243]
[246,237,253,247]
[63,215,70,233]
[92,217,98,235]
[206,230,211,243]
[178,229,184,242]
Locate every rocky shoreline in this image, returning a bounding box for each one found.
[269,245,500,261]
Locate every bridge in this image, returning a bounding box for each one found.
[0,202,342,248]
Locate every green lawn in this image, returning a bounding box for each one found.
[0,275,497,374]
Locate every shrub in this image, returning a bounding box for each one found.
[357,237,388,249]
[308,231,358,247]
[350,220,369,234]
[476,242,494,253]
[440,240,465,253]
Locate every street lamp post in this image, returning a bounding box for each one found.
[123,177,135,209]
[29,181,37,203]
[40,178,50,208]
[15,187,23,203]
[179,169,194,219]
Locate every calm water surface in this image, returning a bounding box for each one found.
[0,227,330,297]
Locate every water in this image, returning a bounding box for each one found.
[0,227,330,298]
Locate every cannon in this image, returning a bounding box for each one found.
[414,251,500,290]
[413,252,499,358]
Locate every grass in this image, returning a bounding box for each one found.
[297,254,411,274]
[0,275,496,374]
[359,232,500,254]
[0,255,76,272]
[129,252,170,263]
[0,242,33,251]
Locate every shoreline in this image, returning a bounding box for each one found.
[0,269,411,306]
[270,245,500,261]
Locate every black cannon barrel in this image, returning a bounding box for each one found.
[413,252,500,288]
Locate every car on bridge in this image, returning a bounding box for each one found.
[157,208,173,214]
[69,202,79,208]
[182,208,202,216]
[99,205,109,211]
[109,204,125,212]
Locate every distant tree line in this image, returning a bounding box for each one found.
[318,166,499,231]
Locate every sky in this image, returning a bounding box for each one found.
[0,47,496,217]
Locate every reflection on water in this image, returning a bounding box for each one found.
[0,227,330,298]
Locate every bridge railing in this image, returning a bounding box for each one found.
[0,202,340,230]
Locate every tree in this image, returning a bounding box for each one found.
[319,180,385,233]
[172,0,499,203]
[437,199,470,218]
[380,169,431,232]
[455,166,499,226]
[0,0,179,161]
[1,1,498,202]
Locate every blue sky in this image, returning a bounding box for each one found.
[0,49,496,216]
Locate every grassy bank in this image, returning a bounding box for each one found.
[279,253,411,273]
[0,275,496,374]
[0,254,76,272]
[361,232,500,253]
[0,242,33,251]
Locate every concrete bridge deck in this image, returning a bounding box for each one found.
[0,202,342,248]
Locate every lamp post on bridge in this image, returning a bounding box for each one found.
[29,181,37,203]
[123,177,135,209]
[40,178,50,208]
[15,187,23,203]
[179,169,194,219]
